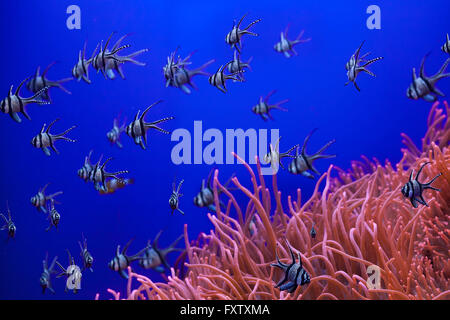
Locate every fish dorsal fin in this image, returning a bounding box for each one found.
[15,76,31,96]
[412,68,417,82]
[355,41,365,60]
[101,157,113,170]
[42,62,57,78]
[409,169,414,182]
[420,53,430,78]
[41,183,50,194]
[141,100,163,121]
[8,85,13,97]
[284,238,296,264]
[90,42,100,61]
[46,118,60,134]
[116,245,121,256]
[104,32,116,53]
[35,66,41,77]
[302,128,318,155]
[237,13,247,29]
[153,230,163,249]
[40,123,47,133]
[82,41,87,60]
[265,90,276,103]
[297,252,302,268]
[284,24,290,39]
[206,168,214,188]
[122,238,134,255]
[223,61,233,72]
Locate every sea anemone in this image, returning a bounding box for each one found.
[97,101,450,300]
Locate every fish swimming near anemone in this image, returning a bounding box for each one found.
[407,55,450,102]
[252,90,288,121]
[108,238,149,279]
[30,183,63,213]
[0,201,16,239]
[345,41,383,91]
[263,136,298,171]
[138,231,184,273]
[40,253,58,294]
[401,161,442,208]
[193,169,235,212]
[169,178,184,215]
[288,128,336,179]
[31,118,76,156]
[126,100,174,150]
[225,13,261,53]
[0,77,50,123]
[273,25,311,58]
[270,238,311,293]
[26,62,72,102]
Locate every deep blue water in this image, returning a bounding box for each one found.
[0,0,449,299]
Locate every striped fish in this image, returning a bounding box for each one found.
[274,25,311,58]
[252,90,288,121]
[40,252,58,294]
[288,128,336,179]
[1,77,50,123]
[30,183,63,213]
[31,118,76,156]
[163,48,195,87]
[79,233,94,272]
[0,201,16,239]
[270,238,311,293]
[401,162,442,208]
[45,199,60,232]
[442,34,450,55]
[227,50,252,81]
[107,115,126,148]
[108,239,149,279]
[193,169,233,212]
[26,62,72,102]
[169,179,184,215]
[225,13,261,53]
[407,55,450,102]
[77,150,94,182]
[72,41,97,84]
[126,100,174,150]
[88,155,128,192]
[208,61,243,93]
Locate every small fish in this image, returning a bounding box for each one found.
[102,33,148,80]
[310,222,316,239]
[126,100,174,150]
[55,250,82,293]
[26,62,72,102]
[407,55,450,102]
[0,201,16,239]
[209,61,243,93]
[401,162,442,208]
[164,48,195,87]
[72,41,97,84]
[31,118,76,156]
[263,136,298,170]
[45,199,60,232]
[138,231,184,273]
[0,78,50,123]
[91,32,131,79]
[270,238,310,293]
[98,177,134,195]
[77,150,94,182]
[225,13,261,53]
[79,233,94,272]
[30,183,63,213]
[170,56,215,94]
[274,25,311,58]
[252,90,288,121]
[107,114,126,148]
[40,252,58,294]
[108,238,149,279]
[194,169,234,212]
[442,34,450,55]
[88,155,128,192]
[345,41,383,91]
[169,179,184,215]
[227,50,253,81]
[288,128,336,179]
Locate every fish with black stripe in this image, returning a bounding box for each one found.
[193,169,234,212]
[91,32,131,79]
[401,162,442,208]
[0,77,50,123]
[225,13,261,53]
[108,238,149,279]
[169,178,184,215]
[208,61,243,93]
[40,252,58,294]
[31,118,76,156]
[163,47,194,87]
[79,233,94,272]
[270,238,311,293]
[0,201,16,239]
[26,62,72,102]
[72,41,97,84]
[274,25,311,58]
[77,150,94,182]
[30,183,63,213]
[138,231,184,273]
[88,155,129,192]
[252,90,288,121]
[107,114,126,148]
[288,128,336,179]
[55,249,82,293]
[442,34,450,55]
[407,55,450,102]
[345,41,383,91]
[102,33,149,80]
[227,50,253,81]
[126,100,174,150]
[45,199,60,232]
